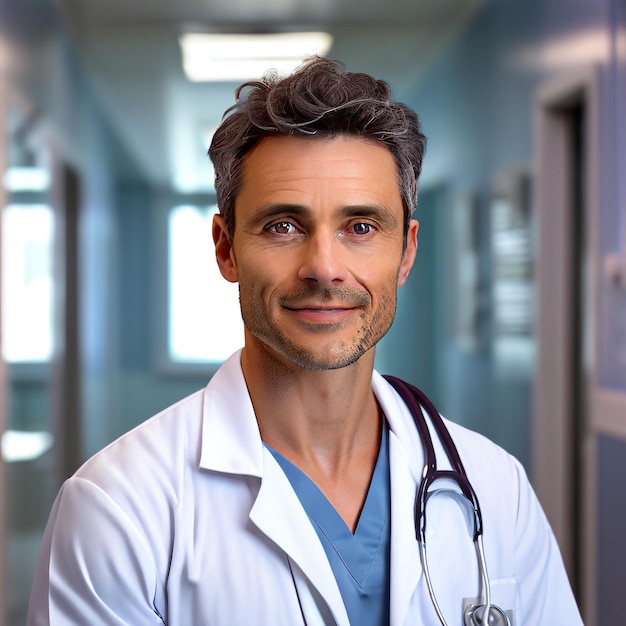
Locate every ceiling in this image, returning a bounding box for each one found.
[53,0,485,193]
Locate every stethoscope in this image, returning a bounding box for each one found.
[384,376,511,626]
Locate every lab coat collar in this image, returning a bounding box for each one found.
[200,350,264,477]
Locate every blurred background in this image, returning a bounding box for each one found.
[1,0,626,623]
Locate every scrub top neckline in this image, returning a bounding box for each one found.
[266,422,390,588]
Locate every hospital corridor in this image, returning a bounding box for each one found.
[1,0,626,624]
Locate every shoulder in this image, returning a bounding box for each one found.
[441,417,531,514]
[443,417,524,476]
[373,371,530,501]
[34,387,210,611]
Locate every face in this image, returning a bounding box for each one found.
[213,134,418,371]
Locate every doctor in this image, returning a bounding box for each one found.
[28,57,583,625]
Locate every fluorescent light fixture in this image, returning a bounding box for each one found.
[3,166,50,192]
[1,204,54,363]
[180,32,333,82]
[2,430,53,462]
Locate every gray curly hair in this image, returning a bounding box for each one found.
[208,57,427,237]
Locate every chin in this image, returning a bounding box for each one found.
[274,342,371,371]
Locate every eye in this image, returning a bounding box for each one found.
[350,222,374,235]
[268,221,297,235]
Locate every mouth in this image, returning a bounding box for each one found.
[283,303,356,312]
[279,288,370,324]
[282,303,361,324]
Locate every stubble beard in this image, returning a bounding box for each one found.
[238,282,398,371]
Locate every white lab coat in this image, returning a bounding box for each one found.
[28,351,583,625]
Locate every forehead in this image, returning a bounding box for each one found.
[236,134,402,213]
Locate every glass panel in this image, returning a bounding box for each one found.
[168,204,244,362]
[1,203,54,363]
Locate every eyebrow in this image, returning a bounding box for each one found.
[341,204,400,229]
[247,203,400,230]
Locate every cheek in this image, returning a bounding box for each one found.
[359,260,403,295]
[237,262,276,307]
[239,248,297,287]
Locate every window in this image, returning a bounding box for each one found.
[1,203,54,363]
[168,204,244,364]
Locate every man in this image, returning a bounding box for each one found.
[28,58,582,625]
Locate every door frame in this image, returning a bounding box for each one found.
[533,66,601,624]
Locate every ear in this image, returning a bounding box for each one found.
[398,219,419,287]
[212,214,239,283]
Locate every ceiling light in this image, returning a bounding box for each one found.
[3,166,50,192]
[2,430,53,463]
[179,32,333,82]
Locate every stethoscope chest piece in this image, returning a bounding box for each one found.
[464,603,511,626]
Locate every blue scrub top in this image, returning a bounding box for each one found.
[267,424,391,626]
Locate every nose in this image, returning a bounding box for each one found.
[297,229,347,286]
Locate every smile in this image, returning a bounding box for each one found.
[284,305,355,311]
[282,305,360,323]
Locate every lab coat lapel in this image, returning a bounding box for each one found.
[249,450,350,626]
[388,431,423,626]
[373,372,426,626]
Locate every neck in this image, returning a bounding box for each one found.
[241,343,378,451]
[241,343,381,530]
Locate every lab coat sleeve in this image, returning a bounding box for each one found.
[27,476,166,626]
[511,458,584,625]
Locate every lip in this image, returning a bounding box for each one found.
[284,304,355,311]
[282,304,359,323]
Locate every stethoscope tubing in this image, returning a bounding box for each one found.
[383,376,510,626]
